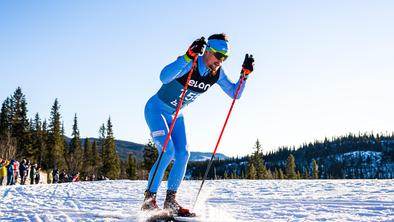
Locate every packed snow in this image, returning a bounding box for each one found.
[1,180,393,221]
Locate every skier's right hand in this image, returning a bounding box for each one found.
[186,37,207,61]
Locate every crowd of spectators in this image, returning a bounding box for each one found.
[0,158,41,186]
[0,158,104,186]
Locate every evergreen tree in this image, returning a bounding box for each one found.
[25,119,34,159]
[312,159,319,179]
[250,139,268,179]
[143,140,158,170]
[30,113,45,164]
[120,160,127,179]
[10,87,30,158]
[0,98,12,137]
[82,138,92,177]
[68,114,83,173]
[266,169,273,179]
[240,170,245,179]
[61,122,69,169]
[47,99,66,170]
[90,140,101,178]
[278,168,284,179]
[303,167,309,179]
[223,171,229,179]
[286,154,297,179]
[126,153,137,180]
[231,171,237,179]
[247,162,256,179]
[102,118,120,179]
[0,98,17,160]
[98,123,106,172]
[296,170,301,179]
[40,120,49,168]
[274,168,279,179]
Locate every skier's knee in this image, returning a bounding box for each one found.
[162,148,175,159]
[175,149,190,162]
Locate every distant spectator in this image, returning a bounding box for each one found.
[72,172,80,182]
[0,159,8,186]
[64,173,70,182]
[59,170,66,183]
[35,165,40,184]
[6,160,15,185]
[13,160,19,185]
[26,160,31,177]
[47,169,53,184]
[30,164,37,185]
[53,169,59,183]
[19,159,28,185]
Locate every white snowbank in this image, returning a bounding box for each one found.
[0,180,393,221]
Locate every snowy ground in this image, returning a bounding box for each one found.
[1,179,393,221]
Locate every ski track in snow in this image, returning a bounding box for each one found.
[0,180,393,221]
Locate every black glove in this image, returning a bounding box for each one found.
[241,54,254,79]
[186,37,207,60]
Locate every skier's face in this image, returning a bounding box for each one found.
[204,51,224,72]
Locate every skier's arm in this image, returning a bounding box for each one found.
[160,56,192,84]
[217,69,246,99]
[160,37,207,84]
[218,54,254,99]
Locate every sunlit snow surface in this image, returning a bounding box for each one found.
[1,180,393,221]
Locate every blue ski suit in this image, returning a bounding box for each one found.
[145,54,246,192]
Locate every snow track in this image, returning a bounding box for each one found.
[0,180,393,221]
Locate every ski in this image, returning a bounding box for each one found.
[172,215,202,222]
[144,210,200,222]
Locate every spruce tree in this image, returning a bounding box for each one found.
[126,153,137,180]
[250,139,268,179]
[0,98,12,137]
[47,99,66,170]
[30,113,44,163]
[25,119,34,159]
[98,124,106,172]
[278,168,284,179]
[223,171,229,179]
[247,162,257,179]
[266,169,273,179]
[143,140,158,170]
[82,138,92,177]
[69,114,82,173]
[119,160,127,179]
[286,154,297,179]
[61,122,69,169]
[296,170,301,179]
[10,87,30,158]
[241,170,245,179]
[0,97,17,160]
[90,140,101,179]
[312,159,319,179]
[102,118,120,179]
[303,167,309,179]
[40,120,48,168]
[274,168,279,179]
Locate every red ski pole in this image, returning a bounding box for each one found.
[193,71,247,209]
[146,56,198,192]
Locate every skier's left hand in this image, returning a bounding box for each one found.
[241,54,254,79]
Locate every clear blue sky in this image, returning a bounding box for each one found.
[1,1,393,157]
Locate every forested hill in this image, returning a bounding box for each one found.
[264,133,394,179]
[73,138,228,161]
[186,133,394,179]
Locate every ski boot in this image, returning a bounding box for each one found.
[141,190,160,211]
[163,190,196,217]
